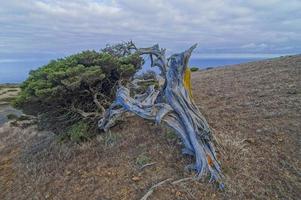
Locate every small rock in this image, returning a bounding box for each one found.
[45,193,50,199]
[132,176,141,181]
[244,138,255,144]
[176,191,182,196]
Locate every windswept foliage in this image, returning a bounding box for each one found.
[14,43,143,134]
[190,67,199,72]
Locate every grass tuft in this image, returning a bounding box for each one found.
[103,131,119,147]
[135,153,151,167]
[165,129,178,141]
[66,122,89,143]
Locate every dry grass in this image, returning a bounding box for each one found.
[0,86,20,105]
[0,85,21,125]
[0,55,300,199]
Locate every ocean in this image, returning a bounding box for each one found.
[0,57,263,84]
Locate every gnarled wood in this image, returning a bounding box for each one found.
[99,44,224,188]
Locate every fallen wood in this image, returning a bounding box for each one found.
[140,178,173,200]
[99,44,224,189]
[172,177,194,185]
[140,162,157,170]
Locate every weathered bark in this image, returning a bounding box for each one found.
[99,44,224,188]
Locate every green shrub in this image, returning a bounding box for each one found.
[165,129,178,141]
[13,42,143,135]
[67,122,90,143]
[190,67,199,72]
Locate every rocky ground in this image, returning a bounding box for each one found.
[0,55,300,199]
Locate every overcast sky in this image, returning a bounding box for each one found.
[1,0,301,61]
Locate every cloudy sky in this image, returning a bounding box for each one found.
[0,0,301,82]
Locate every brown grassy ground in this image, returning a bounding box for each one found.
[0,85,20,105]
[0,55,300,200]
[0,85,21,125]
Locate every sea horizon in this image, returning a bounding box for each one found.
[0,54,295,84]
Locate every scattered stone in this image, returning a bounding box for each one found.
[244,138,255,144]
[132,176,141,181]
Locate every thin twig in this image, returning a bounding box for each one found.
[172,177,194,185]
[140,162,157,170]
[140,178,173,200]
[70,104,99,118]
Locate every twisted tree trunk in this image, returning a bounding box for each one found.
[99,44,224,188]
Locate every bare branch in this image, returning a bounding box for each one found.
[172,177,194,185]
[140,178,173,200]
[71,104,99,118]
[93,93,105,114]
[140,162,157,170]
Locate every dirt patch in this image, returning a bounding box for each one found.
[0,55,300,199]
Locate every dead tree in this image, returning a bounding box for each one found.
[99,44,224,188]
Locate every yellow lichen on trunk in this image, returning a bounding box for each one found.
[183,67,193,98]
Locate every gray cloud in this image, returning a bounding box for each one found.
[0,0,300,58]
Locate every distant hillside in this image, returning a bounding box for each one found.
[0,85,21,125]
[0,55,300,200]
